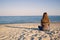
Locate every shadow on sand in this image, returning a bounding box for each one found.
[5,25,38,30]
[5,25,43,31]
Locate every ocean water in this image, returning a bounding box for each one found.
[0,16,60,24]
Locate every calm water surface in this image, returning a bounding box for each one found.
[0,16,60,24]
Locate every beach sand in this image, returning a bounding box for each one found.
[0,22,60,40]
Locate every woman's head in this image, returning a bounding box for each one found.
[41,12,49,23]
[43,12,48,19]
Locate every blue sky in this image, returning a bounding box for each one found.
[0,0,60,16]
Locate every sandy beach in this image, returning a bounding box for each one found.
[0,22,60,40]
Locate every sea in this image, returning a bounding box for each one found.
[0,16,60,24]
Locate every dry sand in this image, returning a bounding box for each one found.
[0,22,60,40]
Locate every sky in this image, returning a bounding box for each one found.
[0,0,60,16]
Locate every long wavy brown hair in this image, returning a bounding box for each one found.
[41,12,50,23]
